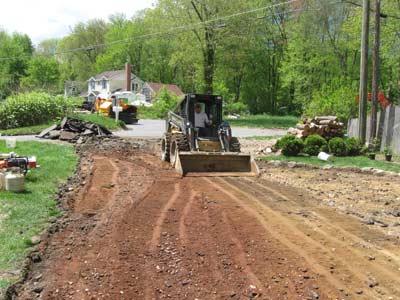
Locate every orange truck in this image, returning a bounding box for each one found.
[95,92,138,124]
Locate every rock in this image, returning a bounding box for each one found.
[355,290,364,295]
[47,130,61,139]
[33,285,44,293]
[366,278,379,288]
[362,217,375,225]
[60,131,78,141]
[37,124,58,137]
[31,253,41,263]
[31,235,41,245]
[321,165,333,170]
[181,279,191,286]
[309,290,319,299]
[361,167,374,173]
[270,160,282,167]
[288,162,297,168]
[373,170,385,177]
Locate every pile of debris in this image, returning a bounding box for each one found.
[288,116,344,139]
[38,117,112,143]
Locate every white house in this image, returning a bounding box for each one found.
[87,68,144,102]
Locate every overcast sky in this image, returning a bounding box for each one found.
[0,0,155,45]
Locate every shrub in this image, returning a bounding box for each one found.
[275,134,296,150]
[0,92,77,129]
[328,137,347,156]
[345,137,363,156]
[225,102,249,115]
[304,134,328,156]
[279,136,304,156]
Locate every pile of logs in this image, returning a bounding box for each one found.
[287,116,344,140]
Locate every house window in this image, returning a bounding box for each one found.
[101,79,107,89]
[90,80,95,90]
[132,83,138,91]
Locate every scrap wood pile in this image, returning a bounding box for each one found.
[38,117,112,143]
[287,116,344,140]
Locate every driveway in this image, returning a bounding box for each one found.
[114,119,286,138]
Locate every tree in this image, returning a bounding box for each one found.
[21,56,60,92]
[57,19,108,81]
[0,31,33,98]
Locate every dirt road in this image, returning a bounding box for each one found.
[9,146,400,300]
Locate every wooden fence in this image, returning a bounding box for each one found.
[347,105,400,154]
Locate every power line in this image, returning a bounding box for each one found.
[0,0,298,61]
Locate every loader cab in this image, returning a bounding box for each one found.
[177,94,223,137]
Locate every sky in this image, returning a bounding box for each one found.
[0,0,155,45]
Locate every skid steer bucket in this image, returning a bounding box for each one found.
[174,152,260,177]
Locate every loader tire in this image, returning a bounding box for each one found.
[229,137,241,152]
[170,133,190,167]
[161,133,171,162]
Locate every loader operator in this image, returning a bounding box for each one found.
[194,103,211,136]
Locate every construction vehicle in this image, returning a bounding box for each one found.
[161,94,259,176]
[94,92,138,124]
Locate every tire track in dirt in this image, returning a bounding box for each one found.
[220,210,263,290]
[240,177,400,297]
[178,190,197,245]
[148,182,181,252]
[74,156,119,213]
[206,177,360,298]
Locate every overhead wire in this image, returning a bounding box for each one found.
[0,0,299,61]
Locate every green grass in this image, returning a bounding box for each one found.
[0,141,77,291]
[262,155,400,173]
[228,114,299,129]
[72,113,124,130]
[244,135,282,140]
[0,123,55,136]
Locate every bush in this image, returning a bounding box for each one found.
[225,102,249,115]
[275,134,296,150]
[277,135,304,156]
[0,92,77,129]
[328,137,347,156]
[304,134,328,156]
[345,137,363,156]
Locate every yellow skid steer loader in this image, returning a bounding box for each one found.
[161,94,259,177]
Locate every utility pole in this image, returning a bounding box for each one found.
[358,0,370,144]
[369,0,380,143]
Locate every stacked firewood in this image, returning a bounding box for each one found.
[287,116,344,139]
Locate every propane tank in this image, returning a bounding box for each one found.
[5,172,25,192]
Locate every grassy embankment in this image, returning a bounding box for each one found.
[0,141,77,291]
[262,155,400,173]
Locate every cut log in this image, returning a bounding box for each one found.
[315,116,338,122]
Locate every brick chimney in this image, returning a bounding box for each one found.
[125,63,132,91]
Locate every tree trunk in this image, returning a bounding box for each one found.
[204,29,215,94]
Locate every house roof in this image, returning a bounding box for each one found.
[89,70,137,81]
[146,82,184,96]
